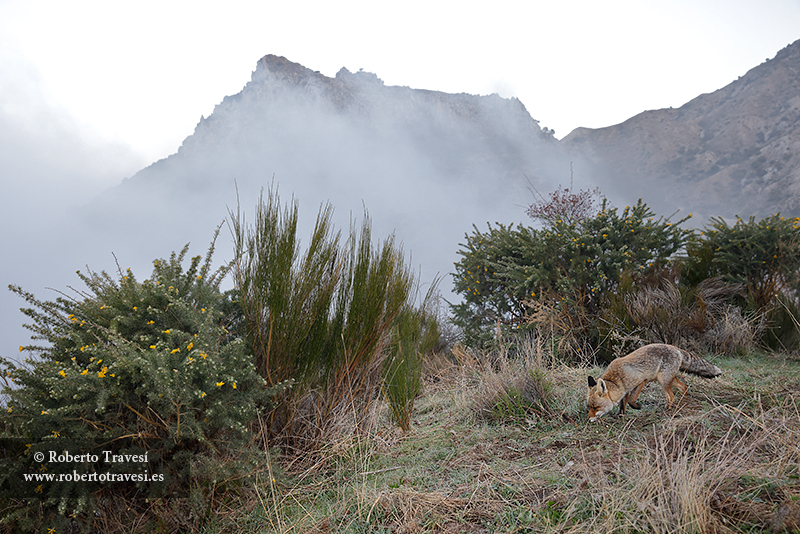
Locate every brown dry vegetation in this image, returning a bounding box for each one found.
[194,343,800,534]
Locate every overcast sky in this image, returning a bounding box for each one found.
[1,0,799,361]
[2,0,799,172]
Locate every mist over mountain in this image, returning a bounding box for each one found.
[564,39,800,223]
[7,42,800,364]
[94,54,578,299]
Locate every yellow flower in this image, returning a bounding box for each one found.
[187,342,194,351]
[58,370,66,377]
[18,346,23,352]
[97,366,108,378]
[216,381,225,387]
[51,430,60,437]
[170,348,180,354]
[41,410,48,415]
[163,329,171,334]
[200,391,206,398]
[133,306,138,311]
[81,369,88,375]
[232,382,237,389]
[150,345,156,349]
[147,320,155,325]
[35,485,43,494]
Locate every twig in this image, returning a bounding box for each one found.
[360,466,402,477]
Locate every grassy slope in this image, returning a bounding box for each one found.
[207,351,800,534]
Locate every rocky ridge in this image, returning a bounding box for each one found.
[564,39,800,221]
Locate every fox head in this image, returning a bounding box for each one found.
[587,376,615,422]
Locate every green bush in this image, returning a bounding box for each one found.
[229,187,441,457]
[452,199,691,350]
[382,281,443,431]
[684,214,800,350]
[693,214,800,310]
[1,238,284,531]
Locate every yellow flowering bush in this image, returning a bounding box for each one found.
[1,237,287,531]
[452,197,691,349]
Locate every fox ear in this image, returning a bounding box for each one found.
[588,376,597,388]
[597,378,608,394]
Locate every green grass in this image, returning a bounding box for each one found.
[16,348,793,533]
[188,349,800,533]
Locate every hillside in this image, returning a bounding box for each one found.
[94,55,574,294]
[564,39,800,222]
[90,42,800,293]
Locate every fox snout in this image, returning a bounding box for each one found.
[587,375,613,421]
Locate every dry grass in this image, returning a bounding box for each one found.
[177,344,800,533]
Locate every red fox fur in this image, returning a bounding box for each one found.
[587,343,721,421]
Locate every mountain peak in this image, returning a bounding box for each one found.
[109,54,568,301]
[564,38,800,220]
[252,54,329,86]
[335,67,385,87]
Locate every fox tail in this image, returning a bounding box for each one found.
[679,349,722,378]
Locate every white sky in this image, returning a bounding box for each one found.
[1,0,799,175]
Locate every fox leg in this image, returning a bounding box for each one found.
[672,377,688,400]
[618,393,631,416]
[659,379,676,408]
[625,381,647,410]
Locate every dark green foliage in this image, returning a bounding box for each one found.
[230,187,441,454]
[382,281,443,431]
[452,199,691,349]
[684,214,800,350]
[1,235,283,531]
[692,214,800,310]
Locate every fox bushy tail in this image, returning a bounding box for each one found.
[679,349,722,378]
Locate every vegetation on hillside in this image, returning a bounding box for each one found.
[2,183,799,532]
[452,184,800,359]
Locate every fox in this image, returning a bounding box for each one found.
[587,343,722,422]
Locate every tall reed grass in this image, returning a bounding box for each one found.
[230,187,437,461]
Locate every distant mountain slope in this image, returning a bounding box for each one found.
[564,39,800,221]
[96,55,573,295]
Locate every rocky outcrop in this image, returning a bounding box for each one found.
[564,39,800,221]
[99,55,572,298]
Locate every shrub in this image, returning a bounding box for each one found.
[452,198,691,351]
[686,214,800,349]
[600,271,758,357]
[0,237,283,531]
[382,282,443,431]
[229,187,440,460]
[694,214,800,310]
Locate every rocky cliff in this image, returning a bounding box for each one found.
[98,55,573,295]
[564,39,800,221]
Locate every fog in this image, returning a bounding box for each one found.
[3,56,602,366]
[91,59,594,304]
[0,67,147,364]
